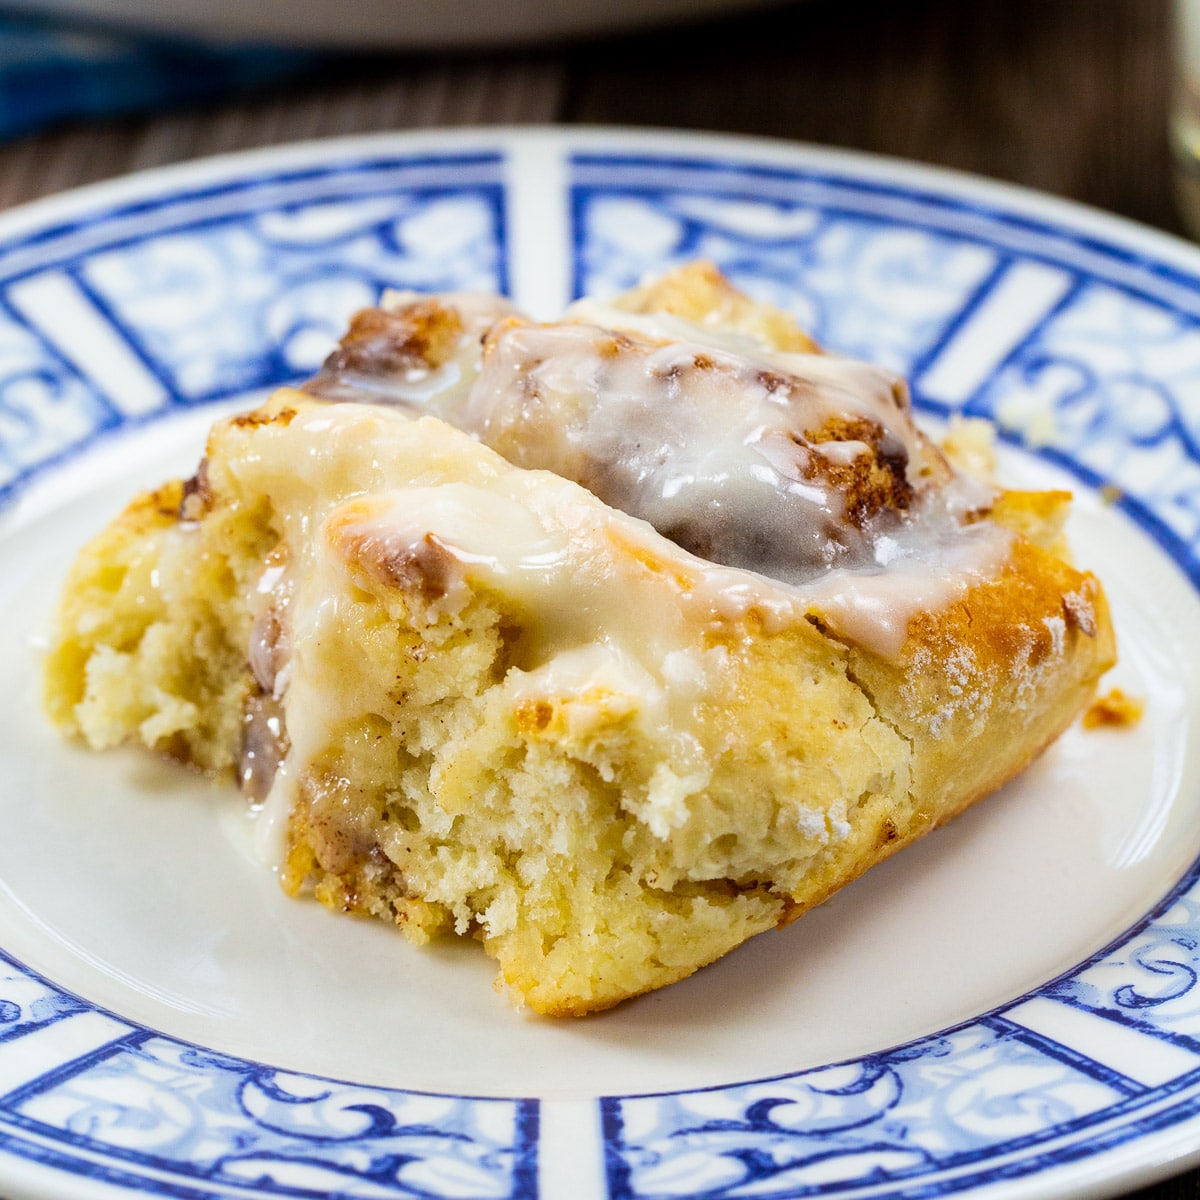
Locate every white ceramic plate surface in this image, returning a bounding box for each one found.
[1,127,1199,1200]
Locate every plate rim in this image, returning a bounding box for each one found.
[1,123,1199,1200]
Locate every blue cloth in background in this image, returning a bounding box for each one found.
[0,9,318,139]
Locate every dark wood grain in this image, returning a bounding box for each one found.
[564,0,1178,232]
[0,0,1192,1196]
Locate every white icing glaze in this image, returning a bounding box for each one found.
[446,319,948,584]
[253,762,296,866]
[306,293,1002,603]
[324,482,718,682]
[248,563,292,699]
[297,286,1017,659]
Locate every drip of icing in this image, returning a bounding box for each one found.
[798,523,1012,659]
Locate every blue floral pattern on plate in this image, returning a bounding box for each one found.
[0,152,506,503]
[6,1018,537,1200]
[2,131,1200,1199]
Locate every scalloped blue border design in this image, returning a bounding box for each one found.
[0,945,539,1199]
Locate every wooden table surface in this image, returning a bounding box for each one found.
[0,0,1191,1196]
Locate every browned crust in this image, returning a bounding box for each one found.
[772,540,1116,930]
[120,479,187,530]
[322,300,466,379]
[614,259,820,353]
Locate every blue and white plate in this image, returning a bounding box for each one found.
[1,128,1199,1200]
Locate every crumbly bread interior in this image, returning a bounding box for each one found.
[44,475,269,770]
[44,267,1116,1016]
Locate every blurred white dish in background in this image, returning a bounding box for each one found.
[0,0,783,48]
